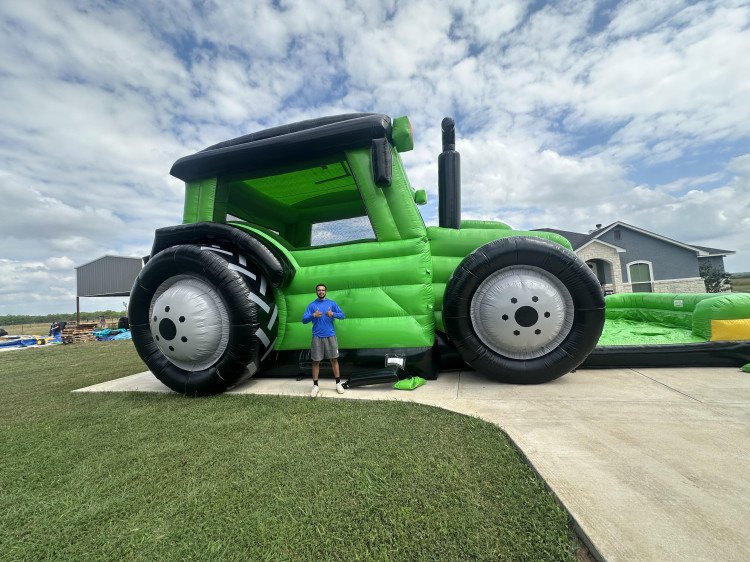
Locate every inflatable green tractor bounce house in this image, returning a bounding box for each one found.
[129,114,606,395]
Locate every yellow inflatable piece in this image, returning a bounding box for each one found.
[710,318,750,341]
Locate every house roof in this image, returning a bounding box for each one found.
[577,238,626,253]
[75,255,144,270]
[534,228,593,249]
[535,221,734,256]
[691,244,736,257]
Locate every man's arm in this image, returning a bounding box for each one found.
[302,303,314,324]
[332,302,345,320]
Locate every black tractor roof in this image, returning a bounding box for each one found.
[170,113,391,181]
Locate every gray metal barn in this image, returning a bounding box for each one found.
[74,255,143,321]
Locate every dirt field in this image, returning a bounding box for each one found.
[731,276,750,293]
[1,319,121,336]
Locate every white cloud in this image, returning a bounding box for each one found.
[728,154,750,176]
[575,2,750,160]
[453,0,527,43]
[0,176,121,243]
[44,257,75,271]
[608,0,688,38]
[0,258,75,310]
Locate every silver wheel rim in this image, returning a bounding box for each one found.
[149,275,230,371]
[470,266,574,360]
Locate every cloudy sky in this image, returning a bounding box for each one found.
[1,0,748,315]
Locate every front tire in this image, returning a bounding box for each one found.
[129,244,275,395]
[443,236,604,384]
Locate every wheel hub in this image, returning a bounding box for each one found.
[470,266,574,360]
[149,276,230,371]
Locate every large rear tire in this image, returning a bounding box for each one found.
[129,244,277,395]
[443,236,604,384]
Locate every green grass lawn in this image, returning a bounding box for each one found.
[1,342,583,561]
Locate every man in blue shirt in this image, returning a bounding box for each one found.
[302,283,345,397]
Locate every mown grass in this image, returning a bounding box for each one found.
[1,342,581,561]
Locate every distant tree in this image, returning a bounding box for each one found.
[699,263,731,293]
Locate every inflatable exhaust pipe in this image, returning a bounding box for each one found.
[438,117,461,229]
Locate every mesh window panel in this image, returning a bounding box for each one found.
[311,216,375,246]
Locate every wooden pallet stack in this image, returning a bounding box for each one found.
[61,322,98,344]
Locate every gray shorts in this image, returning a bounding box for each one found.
[311,335,339,362]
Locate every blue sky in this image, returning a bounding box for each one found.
[1,0,748,315]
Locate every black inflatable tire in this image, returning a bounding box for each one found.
[443,236,605,384]
[196,243,279,371]
[129,244,276,396]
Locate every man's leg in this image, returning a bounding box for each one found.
[331,358,344,394]
[310,361,321,397]
[312,361,320,382]
[310,337,323,397]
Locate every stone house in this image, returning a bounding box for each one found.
[536,221,734,294]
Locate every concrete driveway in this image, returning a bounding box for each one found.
[76,366,750,561]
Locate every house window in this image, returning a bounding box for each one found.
[613,229,622,241]
[628,262,653,292]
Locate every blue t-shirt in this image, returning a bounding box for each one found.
[302,298,345,337]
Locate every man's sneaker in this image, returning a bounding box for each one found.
[310,385,320,398]
[336,382,345,394]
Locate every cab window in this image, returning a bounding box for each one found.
[223,156,374,248]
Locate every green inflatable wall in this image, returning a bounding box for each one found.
[604,292,750,343]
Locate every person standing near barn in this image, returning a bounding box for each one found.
[302,283,345,397]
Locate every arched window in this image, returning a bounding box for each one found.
[627,261,653,293]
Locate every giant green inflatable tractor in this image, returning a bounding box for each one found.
[129,114,605,395]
